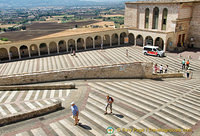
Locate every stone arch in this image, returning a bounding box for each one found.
[20,45,29,58]
[120,32,127,45]
[155,37,164,50]
[128,33,134,45]
[145,8,150,29]
[152,7,159,29]
[39,43,48,55]
[0,48,9,61]
[77,38,84,50]
[49,42,57,54]
[30,44,38,56]
[167,37,173,51]
[103,35,110,47]
[145,36,153,45]
[94,35,101,48]
[58,40,67,52]
[86,37,93,49]
[162,8,168,30]
[9,46,19,59]
[68,39,75,52]
[112,33,118,46]
[136,35,144,46]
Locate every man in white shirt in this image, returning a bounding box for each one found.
[160,65,163,73]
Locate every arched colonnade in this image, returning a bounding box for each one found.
[0,30,172,61]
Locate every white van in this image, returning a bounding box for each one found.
[143,45,165,57]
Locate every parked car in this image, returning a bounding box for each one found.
[143,45,165,57]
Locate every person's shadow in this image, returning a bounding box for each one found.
[113,113,124,118]
[78,123,92,130]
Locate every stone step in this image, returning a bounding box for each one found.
[89,93,141,120]
[155,111,192,129]
[96,82,160,108]
[89,83,154,112]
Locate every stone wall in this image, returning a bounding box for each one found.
[124,4,138,28]
[0,102,61,126]
[189,3,200,48]
[0,62,153,85]
[0,83,75,91]
[125,3,179,32]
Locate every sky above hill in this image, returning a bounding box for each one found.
[0,0,135,8]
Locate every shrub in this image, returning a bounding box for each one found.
[0,37,8,41]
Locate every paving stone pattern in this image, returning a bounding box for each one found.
[0,46,200,77]
[10,79,200,136]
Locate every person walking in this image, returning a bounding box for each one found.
[101,43,103,50]
[126,49,128,57]
[182,59,185,70]
[154,64,158,73]
[104,95,114,115]
[71,102,80,125]
[165,65,168,73]
[186,67,191,79]
[186,60,190,69]
[72,49,76,56]
[160,65,163,73]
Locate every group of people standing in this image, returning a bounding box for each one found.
[182,59,192,79]
[182,59,190,70]
[154,64,168,73]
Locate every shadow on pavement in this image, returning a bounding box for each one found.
[113,113,124,118]
[79,123,92,130]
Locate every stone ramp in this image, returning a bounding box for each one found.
[0,88,77,122]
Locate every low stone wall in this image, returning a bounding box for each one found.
[0,62,153,85]
[0,102,62,126]
[0,83,75,91]
[152,73,183,79]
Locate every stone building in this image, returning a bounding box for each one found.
[124,0,200,51]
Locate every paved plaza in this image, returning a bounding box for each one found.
[0,46,200,77]
[0,46,200,136]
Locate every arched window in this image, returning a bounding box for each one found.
[162,8,168,30]
[152,7,159,29]
[145,8,150,28]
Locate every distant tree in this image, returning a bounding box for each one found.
[63,16,67,19]
[21,25,26,30]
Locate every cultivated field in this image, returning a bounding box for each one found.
[0,20,99,42]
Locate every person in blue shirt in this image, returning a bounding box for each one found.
[71,102,80,125]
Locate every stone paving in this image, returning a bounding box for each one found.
[1,78,199,136]
[0,46,200,77]
[0,89,75,119]
[0,46,200,136]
